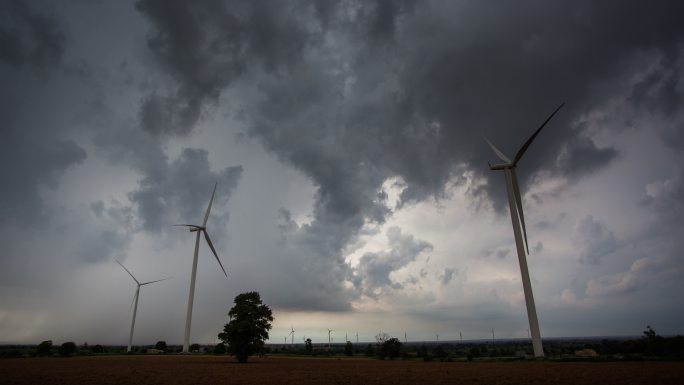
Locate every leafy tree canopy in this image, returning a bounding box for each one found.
[155,341,167,351]
[218,291,273,363]
[59,342,77,357]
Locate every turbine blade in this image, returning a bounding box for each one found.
[140,277,170,286]
[173,224,201,232]
[115,258,139,285]
[513,102,565,165]
[484,137,511,163]
[203,182,218,227]
[203,230,227,277]
[511,169,529,254]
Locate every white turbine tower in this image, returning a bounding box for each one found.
[175,182,228,353]
[115,259,167,353]
[484,102,565,358]
[289,327,295,346]
[327,329,333,351]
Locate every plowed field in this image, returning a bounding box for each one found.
[2,355,683,385]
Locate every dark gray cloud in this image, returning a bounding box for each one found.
[130,0,684,312]
[135,0,309,135]
[0,2,86,227]
[95,127,243,232]
[0,0,65,70]
[555,133,619,178]
[0,133,86,225]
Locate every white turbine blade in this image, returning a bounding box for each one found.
[140,277,170,286]
[513,102,565,165]
[115,258,139,285]
[173,224,201,232]
[202,182,218,227]
[203,230,227,277]
[484,137,511,164]
[510,169,530,254]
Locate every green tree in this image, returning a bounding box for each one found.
[59,342,77,357]
[36,340,53,356]
[218,291,273,363]
[305,338,313,352]
[155,341,167,351]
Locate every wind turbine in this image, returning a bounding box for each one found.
[175,182,228,353]
[115,259,167,353]
[327,329,333,351]
[289,327,295,346]
[484,102,564,358]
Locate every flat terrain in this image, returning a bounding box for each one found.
[2,355,684,385]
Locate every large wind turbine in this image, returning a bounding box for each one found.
[484,102,564,358]
[115,259,167,353]
[175,182,228,353]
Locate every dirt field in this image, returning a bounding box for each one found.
[1,355,683,385]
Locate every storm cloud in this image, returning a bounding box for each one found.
[130,0,684,311]
[2,0,684,344]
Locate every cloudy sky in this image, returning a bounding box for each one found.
[2,0,684,346]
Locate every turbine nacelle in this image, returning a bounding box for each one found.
[488,162,512,171]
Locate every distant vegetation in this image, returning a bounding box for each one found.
[263,327,684,362]
[3,326,682,361]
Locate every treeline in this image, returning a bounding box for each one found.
[265,327,684,361]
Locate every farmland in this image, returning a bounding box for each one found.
[2,355,684,385]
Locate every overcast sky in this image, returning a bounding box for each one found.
[2,0,684,346]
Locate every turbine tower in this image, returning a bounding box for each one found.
[327,329,333,351]
[115,259,167,353]
[289,327,295,346]
[484,102,564,358]
[176,182,228,353]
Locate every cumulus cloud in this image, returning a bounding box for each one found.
[585,255,678,298]
[352,226,432,298]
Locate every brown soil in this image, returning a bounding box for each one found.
[1,355,683,385]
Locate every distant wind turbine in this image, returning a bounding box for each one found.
[289,327,295,346]
[175,182,228,353]
[484,102,565,358]
[327,329,333,351]
[115,259,167,353]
